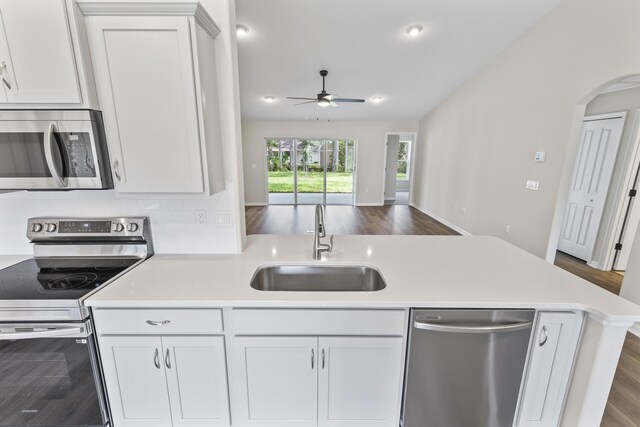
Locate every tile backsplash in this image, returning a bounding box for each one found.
[0,188,240,255]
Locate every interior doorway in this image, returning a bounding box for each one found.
[552,76,640,273]
[266,138,356,205]
[384,133,415,205]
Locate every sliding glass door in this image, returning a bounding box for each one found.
[266,138,355,205]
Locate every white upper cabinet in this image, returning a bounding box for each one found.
[80,2,226,194]
[0,0,96,107]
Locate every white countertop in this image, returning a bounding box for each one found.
[0,255,29,270]
[85,235,640,324]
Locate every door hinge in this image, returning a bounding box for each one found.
[615,243,623,250]
[630,189,637,197]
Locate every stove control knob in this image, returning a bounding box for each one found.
[31,223,43,233]
[114,223,125,233]
[46,223,57,233]
[127,223,139,233]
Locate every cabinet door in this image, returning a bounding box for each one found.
[99,336,172,427]
[318,337,403,427]
[163,336,230,427]
[233,337,318,427]
[0,0,81,104]
[517,312,583,427]
[86,16,204,193]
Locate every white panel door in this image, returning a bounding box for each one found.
[318,337,404,427]
[87,16,204,193]
[163,336,231,427]
[558,117,625,261]
[233,337,318,427]
[517,312,583,427]
[99,336,172,427]
[0,0,81,104]
[613,183,640,270]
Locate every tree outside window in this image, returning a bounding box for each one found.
[397,141,410,181]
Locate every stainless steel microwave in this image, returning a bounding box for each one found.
[0,110,113,190]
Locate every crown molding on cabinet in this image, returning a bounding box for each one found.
[76,1,220,39]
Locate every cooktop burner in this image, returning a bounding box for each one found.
[0,258,139,300]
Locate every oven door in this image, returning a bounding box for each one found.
[0,321,109,427]
[0,120,109,190]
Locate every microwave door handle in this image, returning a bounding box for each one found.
[0,326,85,340]
[44,122,68,188]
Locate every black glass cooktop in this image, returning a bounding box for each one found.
[0,258,139,300]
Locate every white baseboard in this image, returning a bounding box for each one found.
[410,203,472,236]
[630,323,640,338]
[355,202,384,207]
[244,202,267,206]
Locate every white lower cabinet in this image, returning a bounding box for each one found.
[516,311,583,427]
[100,335,230,427]
[233,336,403,427]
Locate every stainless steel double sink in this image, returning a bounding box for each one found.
[250,265,386,292]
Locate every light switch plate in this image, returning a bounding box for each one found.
[526,180,540,191]
[535,152,546,162]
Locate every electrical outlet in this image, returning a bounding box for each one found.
[526,180,540,191]
[462,207,466,216]
[505,224,511,234]
[195,210,207,225]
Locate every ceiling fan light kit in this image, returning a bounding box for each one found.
[287,70,365,108]
[406,24,423,36]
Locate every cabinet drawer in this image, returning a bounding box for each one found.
[232,309,406,336]
[93,308,223,335]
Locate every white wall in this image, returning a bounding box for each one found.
[0,0,247,255]
[242,120,419,205]
[411,0,640,258]
[585,86,640,265]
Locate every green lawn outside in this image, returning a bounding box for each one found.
[268,171,353,193]
[397,173,407,181]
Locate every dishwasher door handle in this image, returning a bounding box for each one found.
[413,320,532,334]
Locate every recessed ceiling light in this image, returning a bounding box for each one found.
[236,24,249,37]
[371,96,384,103]
[264,96,275,103]
[405,24,423,37]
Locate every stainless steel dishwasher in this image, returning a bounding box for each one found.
[402,309,535,427]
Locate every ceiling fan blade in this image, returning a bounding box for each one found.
[333,98,365,103]
[330,101,339,108]
[294,100,317,106]
[287,97,317,101]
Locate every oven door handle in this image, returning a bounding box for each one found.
[44,122,68,188]
[0,326,86,340]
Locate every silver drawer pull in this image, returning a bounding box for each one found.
[539,325,548,346]
[113,159,122,182]
[146,320,171,326]
[154,348,160,369]
[311,349,315,370]
[321,348,326,369]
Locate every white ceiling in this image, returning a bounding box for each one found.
[236,0,563,121]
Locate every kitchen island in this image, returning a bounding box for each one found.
[86,235,640,427]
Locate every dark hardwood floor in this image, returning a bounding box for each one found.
[246,205,639,427]
[245,205,459,236]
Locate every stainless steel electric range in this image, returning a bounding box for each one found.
[0,217,153,427]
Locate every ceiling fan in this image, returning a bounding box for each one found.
[287,70,365,107]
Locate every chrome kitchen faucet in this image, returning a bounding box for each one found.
[313,204,334,260]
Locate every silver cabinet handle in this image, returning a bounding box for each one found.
[413,320,532,334]
[321,348,326,370]
[539,325,548,346]
[311,349,315,370]
[44,122,67,188]
[113,159,122,182]
[165,349,171,369]
[0,61,11,90]
[146,320,171,326]
[154,348,160,369]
